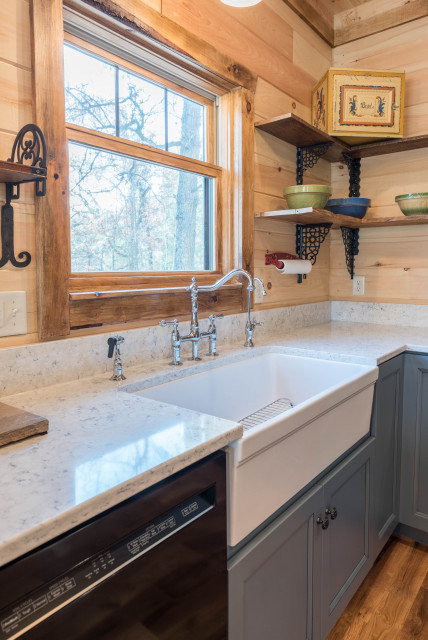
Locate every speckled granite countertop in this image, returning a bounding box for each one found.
[0,368,243,567]
[1,320,428,567]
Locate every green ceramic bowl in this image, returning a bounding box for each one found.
[395,193,428,216]
[283,184,332,210]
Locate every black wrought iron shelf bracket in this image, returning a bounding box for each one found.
[296,142,333,185]
[341,227,360,279]
[0,124,47,269]
[295,223,332,284]
[342,153,361,198]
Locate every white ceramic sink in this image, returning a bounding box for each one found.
[133,350,378,545]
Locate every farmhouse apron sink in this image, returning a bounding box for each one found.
[130,349,378,545]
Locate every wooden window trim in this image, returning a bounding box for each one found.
[32,0,256,339]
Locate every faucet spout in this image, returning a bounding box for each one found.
[193,268,254,294]
[188,268,266,349]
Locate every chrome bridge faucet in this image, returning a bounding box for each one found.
[160,269,267,366]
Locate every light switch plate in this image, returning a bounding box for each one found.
[0,292,27,336]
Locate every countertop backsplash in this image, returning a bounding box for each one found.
[331,301,428,327]
[3,299,428,397]
[0,302,330,397]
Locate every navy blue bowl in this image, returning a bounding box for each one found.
[325,197,371,219]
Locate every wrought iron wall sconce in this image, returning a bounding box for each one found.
[0,124,47,269]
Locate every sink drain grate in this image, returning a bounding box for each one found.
[240,398,294,431]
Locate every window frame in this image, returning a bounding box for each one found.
[65,34,223,293]
[32,0,256,339]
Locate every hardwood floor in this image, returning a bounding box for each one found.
[327,536,428,640]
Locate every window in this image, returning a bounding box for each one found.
[64,40,218,275]
[32,0,256,338]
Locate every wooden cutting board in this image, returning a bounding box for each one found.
[0,402,49,447]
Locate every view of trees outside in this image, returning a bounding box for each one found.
[64,44,214,273]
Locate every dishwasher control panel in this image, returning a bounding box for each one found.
[0,489,214,640]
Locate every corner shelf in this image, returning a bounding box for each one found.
[255,113,428,196]
[255,113,348,163]
[255,114,428,279]
[255,208,428,229]
[255,113,428,161]
[256,208,428,280]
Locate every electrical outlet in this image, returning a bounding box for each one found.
[353,276,365,296]
[0,292,27,336]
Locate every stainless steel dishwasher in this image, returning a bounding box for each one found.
[0,451,227,640]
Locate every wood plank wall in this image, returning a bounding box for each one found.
[0,0,332,346]
[0,0,38,346]
[331,16,428,304]
[161,0,332,309]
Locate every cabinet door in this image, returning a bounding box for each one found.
[320,438,374,638]
[371,355,403,557]
[400,354,428,534]
[228,485,323,640]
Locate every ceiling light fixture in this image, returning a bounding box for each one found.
[220,0,263,7]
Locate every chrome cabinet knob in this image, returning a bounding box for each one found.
[326,507,338,520]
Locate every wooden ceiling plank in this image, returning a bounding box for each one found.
[334,0,428,46]
[281,0,335,46]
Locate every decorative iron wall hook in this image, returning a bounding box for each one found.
[0,124,47,269]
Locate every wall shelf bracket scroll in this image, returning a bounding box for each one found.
[0,124,47,269]
[296,142,333,185]
[296,223,332,283]
[341,227,360,280]
[342,153,361,197]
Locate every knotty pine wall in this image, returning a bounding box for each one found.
[330,17,428,304]
[0,0,332,345]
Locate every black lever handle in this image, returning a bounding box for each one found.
[107,337,116,358]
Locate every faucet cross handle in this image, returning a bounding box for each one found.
[208,313,224,328]
[160,318,179,330]
[207,314,224,357]
[159,319,182,366]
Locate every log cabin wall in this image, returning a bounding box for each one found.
[0,0,332,346]
[330,16,428,304]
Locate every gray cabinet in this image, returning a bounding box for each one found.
[320,438,373,638]
[229,438,374,640]
[400,354,428,535]
[371,355,403,557]
[229,485,323,640]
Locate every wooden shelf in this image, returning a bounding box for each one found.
[255,208,428,229]
[255,113,428,162]
[255,114,349,163]
[344,134,428,159]
[0,160,46,184]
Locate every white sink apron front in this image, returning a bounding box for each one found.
[132,350,378,546]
